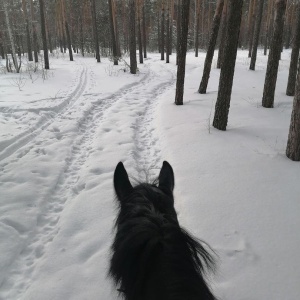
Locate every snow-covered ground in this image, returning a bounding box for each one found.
[0,49,299,300]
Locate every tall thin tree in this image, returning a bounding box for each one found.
[217,0,228,69]
[166,2,170,63]
[212,0,244,131]
[142,2,147,58]
[137,0,143,64]
[262,0,287,108]
[39,0,49,69]
[286,4,300,96]
[249,0,265,70]
[109,0,118,65]
[129,0,137,74]
[247,0,257,58]
[198,0,224,94]
[161,2,165,60]
[61,0,73,61]
[90,0,100,62]
[30,0,38,63]
[22,0,33,61]
[174,0,190,105]
[286,57,300,161]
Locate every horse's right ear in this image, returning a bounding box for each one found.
[114,162,133,200]
[159,161,175,192]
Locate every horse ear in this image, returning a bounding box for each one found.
[114,162,133,200]
[159,161,175,192]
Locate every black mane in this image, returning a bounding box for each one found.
[110,162,217,300]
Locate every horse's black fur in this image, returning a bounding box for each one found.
[109,161,217,300]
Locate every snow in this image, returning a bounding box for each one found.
[0,49,299,300]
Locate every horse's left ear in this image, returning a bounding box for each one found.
[159,161,175,192]
[114,162,133,200]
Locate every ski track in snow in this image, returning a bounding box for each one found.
[0,59,176,299]
[0,61,88,163]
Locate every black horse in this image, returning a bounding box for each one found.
[110,161,217,300]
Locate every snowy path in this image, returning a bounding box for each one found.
[0,61,88,162]
[0,57,176,300]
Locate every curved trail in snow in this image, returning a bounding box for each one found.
[0,59,176,300]
[0,62,88,163]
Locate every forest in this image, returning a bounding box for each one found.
[0,0,300,300]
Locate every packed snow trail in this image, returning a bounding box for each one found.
[0,56,176,300]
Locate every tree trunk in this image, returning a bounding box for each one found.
[176,0,181,65]
[62,0,73,61]
[3,0,20,72]
[198,0,224,94]
[217,0,228,69]
[195,0,200,57]
[161,4,165,60]
[129,0,137,74]
[109,0,118,65]
[174,0,190,105]
[142,3,147,58]
[22,0,33,61]
[91,0,100,62]
[286,4,300,96]
[39,0,49,69]
[138,14,143,64]
[248,0,257,57]
[250,0,265,70]
[212,0,244,131]
[166,6,170,63]
[286,57,300,161]
[262,0,287,108]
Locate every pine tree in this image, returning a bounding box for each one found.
[90,0,100,62]
[39,0,49,69]
[262,0,287,108]
[286,4,300,96]
[109,0,118,65]
[286,57,300,161]
[198,0,224,94]
[249,0,264,70]
[129,0,137,74]
[174,0,190,105]
[212,0,244,131]
[22,0,33,62]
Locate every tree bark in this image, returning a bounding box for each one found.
[138,13,143,64]
[22,0,33,61]
[176,0,181,65]
[212,0,244,131]
[129,0,137,74]
[161,4,165,60]
[166,5,170,63]
[248,0,257,57]
[39,0,49,69]
[249,0,265,70]
[286,4,300,96]
[109,0,118,65]
[61,0,73,61]
[174,0,190,105]
[142,3,147,58]
[30,0,39,63]
[91,0,100,62]
[195,0,200,57]
[217,0,228,69]
[198,0,224,94]
[286,57,300,161]
[262,0,287,108]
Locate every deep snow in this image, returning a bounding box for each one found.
[0,49,299,300]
